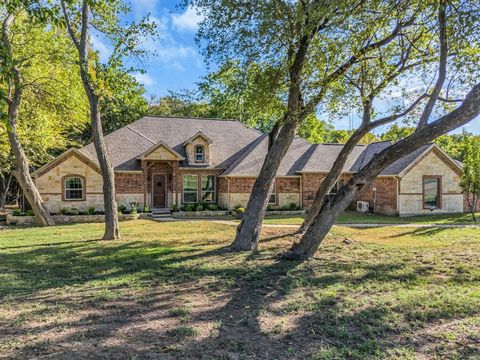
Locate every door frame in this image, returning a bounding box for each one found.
[151,173,168,208]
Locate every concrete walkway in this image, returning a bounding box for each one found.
[206,220,480,229]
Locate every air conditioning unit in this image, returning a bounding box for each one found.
[357,201,370,213]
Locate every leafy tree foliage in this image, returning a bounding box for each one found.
[460,136,480,221]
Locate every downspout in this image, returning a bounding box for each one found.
[299,174,303,209]
[396,176,400,215]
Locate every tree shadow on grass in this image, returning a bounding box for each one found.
[1,229,479,359]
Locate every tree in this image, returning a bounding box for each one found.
[1,5,56,225]
[192,0,426,251]
[287,0,480,259]
[60,0,156,240]
[460,136,480,221]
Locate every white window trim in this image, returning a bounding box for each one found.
[64,176,84,201]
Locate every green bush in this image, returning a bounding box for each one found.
[185,204,195,212]
[289,202,299,210]
[12,209,23,216]
[143,206,151,213]
[234,204,243,211]
[172,204,180,212]
[207,204,218,211]
[87,206,96,215]
[266,204,274,211]
[59,208,69,215]
[118,204,127,214]
[196,205,204,211]
[68,209,80,216]
[236,207,245,213]
[130,207,138,215]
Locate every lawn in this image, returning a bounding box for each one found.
[0,220,479,359]
[261,210,480,225]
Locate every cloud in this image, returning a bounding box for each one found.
[130,0,161,17]
[134,73,155,86]
[171,6,204,32]
[90,35,112,62]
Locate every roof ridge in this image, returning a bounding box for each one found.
[126,125,156,144]
[141,115,264,135]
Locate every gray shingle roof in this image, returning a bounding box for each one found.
[77,116,456,177]
[79,116,262,171]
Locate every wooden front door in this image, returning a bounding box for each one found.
[152,174,167,208]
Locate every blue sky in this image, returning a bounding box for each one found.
[91,0,479,134]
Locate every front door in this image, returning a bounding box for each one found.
[152,174,167,208]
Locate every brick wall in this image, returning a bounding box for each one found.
[115,173,144,194]
[301,173,325,209]
[357,177,398,215]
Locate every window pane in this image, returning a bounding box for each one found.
[65,177,83,200]
[183,175,198,191]
[424,178,439,207]
[195,146,204,161]
[268,181,276,204]
[201,191,215,202]
[201,176,215,191]
[184,192,198,203]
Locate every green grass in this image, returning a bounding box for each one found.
[261,210,480,225]
[0,220,479,359]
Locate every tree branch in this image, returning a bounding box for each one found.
[416,0,447,128]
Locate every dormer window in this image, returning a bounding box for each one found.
[195,145,204,163]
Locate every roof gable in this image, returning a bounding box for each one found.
[137,141,185,161]
[32,149,100,178]
[183,131,213,145]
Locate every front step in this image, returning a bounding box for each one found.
[151,208,172,219]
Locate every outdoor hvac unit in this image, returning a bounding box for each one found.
[356,201,370,213]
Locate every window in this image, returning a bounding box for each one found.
[183,175,198,203]
[195,145,204,162]
[201,175,216,202]
[64,177,84,200]
[328,179,344,195]
[423,176,441,209]
[268,181,276,204]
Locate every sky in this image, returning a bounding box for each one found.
[91,0,479,134]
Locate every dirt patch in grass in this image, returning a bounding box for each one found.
[0,221,479,359]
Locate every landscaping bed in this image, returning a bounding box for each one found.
[6,213,143,225]
[172,210,229,217]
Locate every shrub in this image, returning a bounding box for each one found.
[185,204,195,212]
[289,202,299,210]
[68,209,80,216]
[266,204,274,211]
[207,204,218,211]
[143,206,151,213]
[172,204,180,212]
[196,204,204,211]
[118,204,127,214]
[87,206,96,215]
[130,207,138,214]
[236,207,245,213]
[12,209,23,216]
[234,204,243,211]
[59,208,69,215]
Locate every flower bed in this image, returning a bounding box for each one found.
[172,210,229,218]
[6,213,141,226]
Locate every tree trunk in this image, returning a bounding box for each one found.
[231,116,299,251]
[300,126,369,232]
[0,173,12,212]
[286,82,480,259]
[63,0,120,240]
[7,129,55,226]
[89,98,120,240]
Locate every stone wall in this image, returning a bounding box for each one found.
[398,150,463,216]
[35,153,104,213]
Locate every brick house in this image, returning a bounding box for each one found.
[32,116,466,216]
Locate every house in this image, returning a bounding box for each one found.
[32,116,466,216]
